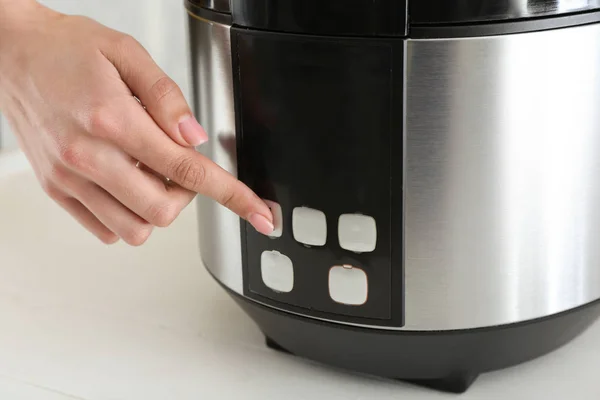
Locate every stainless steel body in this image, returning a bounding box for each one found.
[404,23,600,330]
[193,0,230,13]
[188,12,600,330]
[410,0,600,24]
[188,14,243,295]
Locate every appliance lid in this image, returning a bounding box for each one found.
[189,0,409,36]
[410,0,600,25]
[190,0,600,29]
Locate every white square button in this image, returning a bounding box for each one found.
[264,200,283,238]
[292,207,327,246]
[328,265,368,306]
[261,251,294,293]
[338,213,377,253]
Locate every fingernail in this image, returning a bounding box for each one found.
[248,213,274,235]
[178,116,209,146]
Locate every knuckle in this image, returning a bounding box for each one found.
[171,156,206,189]
[123,224,153,247]
[147,201,179,227]
[219,189,237,210]
[218,181,253,213]
[57,140,86,170]
[87,105,122,140]
[114,33,139,53]
[148,75,179,105]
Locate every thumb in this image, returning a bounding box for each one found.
[102,34,207,147]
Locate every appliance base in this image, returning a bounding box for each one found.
[264,334,479,393]
[225,288,600,394]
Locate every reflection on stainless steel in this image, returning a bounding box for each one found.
[511,0,598,17]
[404,22,600,330]
[511,0,530,16]
[495,0,600,18]
[187,15,243,294]
[526,0,594,14]
[192,0,231,13]
[411,0,600,24]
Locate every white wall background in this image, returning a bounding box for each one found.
[0,0,191,152]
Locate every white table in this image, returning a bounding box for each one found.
[1,150,600,400]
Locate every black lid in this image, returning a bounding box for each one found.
[229,0,408,36]
[410,0,600,25]
[188,0,600,36]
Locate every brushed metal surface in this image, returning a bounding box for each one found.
[411,0,600,24]
[192,0,231,12]
[187,15,243,294]
[403,22,600,330]
[510,0,599,17]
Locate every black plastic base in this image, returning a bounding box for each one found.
[403,373,479,394]
[265,334,479,393]
[228,289,600,394]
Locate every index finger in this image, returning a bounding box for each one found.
[96,100,274,236]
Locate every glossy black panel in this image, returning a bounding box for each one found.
[233,28,404,326]
[410,0,600,25]
[231,0,407,36]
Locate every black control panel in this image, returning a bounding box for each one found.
[232,28,405,327]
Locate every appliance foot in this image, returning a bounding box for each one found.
[402,372,479,394]
[265,336,293,355]
[265,333,478,394]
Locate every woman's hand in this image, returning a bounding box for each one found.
[0,1,274,245]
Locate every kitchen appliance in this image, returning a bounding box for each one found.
[186,0,600,393]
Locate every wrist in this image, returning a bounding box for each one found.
[0,1,57,52]
[0,1,56,89]
[0,1,59,35]
[0,0,38,22]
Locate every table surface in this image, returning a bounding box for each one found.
[2,1,600,398]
